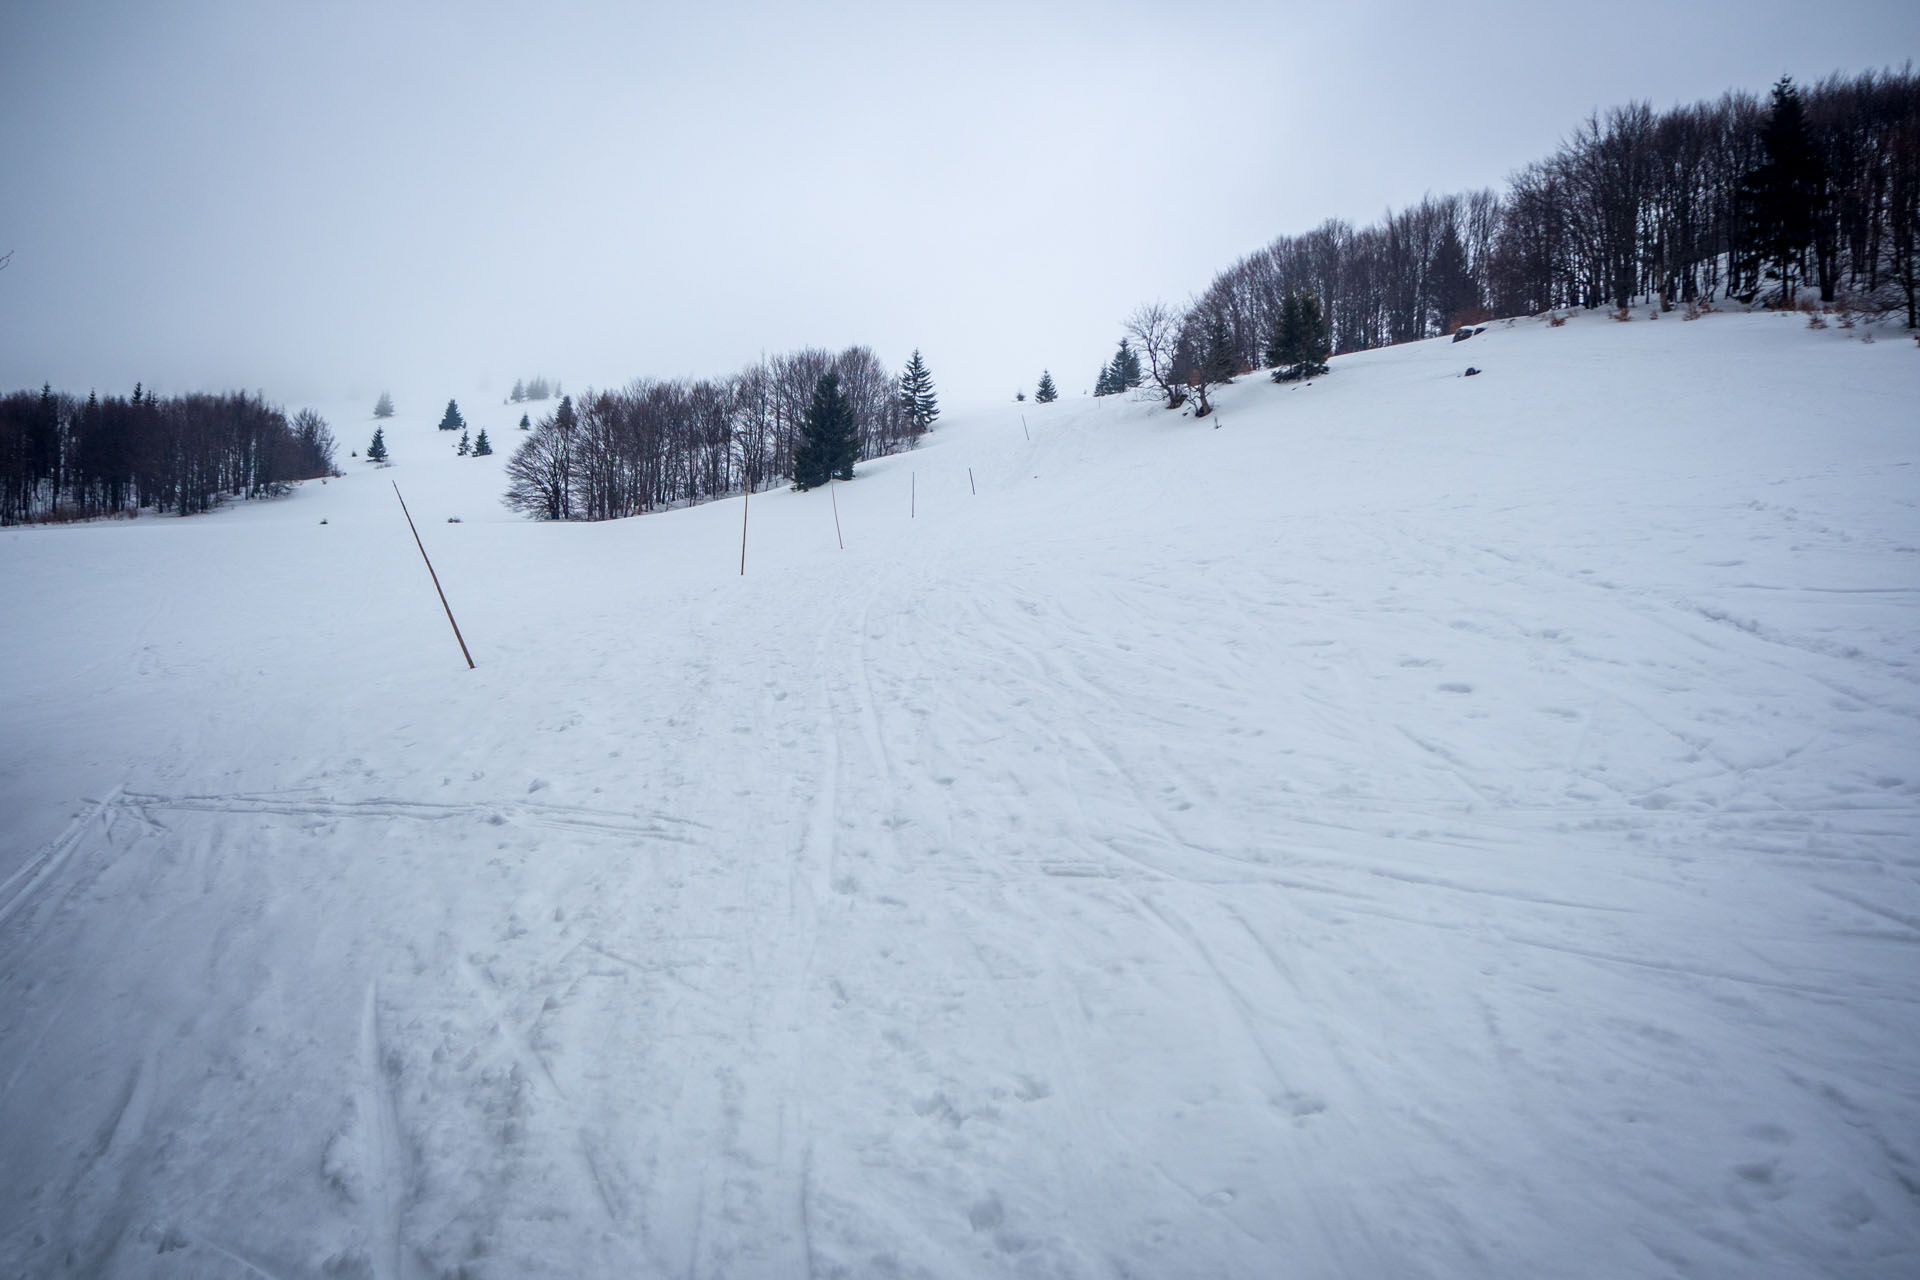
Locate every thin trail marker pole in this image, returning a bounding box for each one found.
[1021,414,1029,441]
[910,471,915,519]
[393,481,475,670]
[968,467,976,495]
[739,480,750,575]
[829,478,844,549]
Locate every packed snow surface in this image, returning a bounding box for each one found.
[3,312,1918,1278]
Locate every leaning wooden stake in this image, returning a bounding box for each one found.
[393,482,475,670]
[968,467,976,495]
[1022,414,1029,441]
[739,481,750,575]
[910,470,916,519]
[829,478,844,549]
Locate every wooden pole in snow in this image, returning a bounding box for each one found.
[1022,414,1029,441]
[739,480,750,575]
[910,471,915,519]
[829,478,844,549]
[968,467,976,495]
[393,482,475,670]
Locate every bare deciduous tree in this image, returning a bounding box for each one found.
[1124,301,1186,408]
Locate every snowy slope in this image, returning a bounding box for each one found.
[2,312,1917,1279]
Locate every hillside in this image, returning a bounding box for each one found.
[2,311,1917,1278]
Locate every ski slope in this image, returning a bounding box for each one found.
[2,311,1917,1278]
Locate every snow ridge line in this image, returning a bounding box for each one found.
[0,786,123,930]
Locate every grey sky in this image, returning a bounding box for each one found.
[2,0,1915,409]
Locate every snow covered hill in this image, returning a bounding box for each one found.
[2,311,1917,1279]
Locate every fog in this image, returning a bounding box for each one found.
[1,0,1914,409]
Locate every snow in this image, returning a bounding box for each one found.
[2,311,1917,1278]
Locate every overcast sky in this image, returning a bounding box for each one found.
[2,0,1916,410]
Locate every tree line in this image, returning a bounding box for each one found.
[503,345,933,521]
[1143,68,1919,390]
[0,384,336,526]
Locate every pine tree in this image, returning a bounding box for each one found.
[1035,370,1059,403]
[438,399,465,432]
[1265,295,1295,374]
[1114,338,1143,389]
[1267,291,1332,382]
[793,371,857,490]
[373,391,395,419]
[1094,361,1116,396]
[898,349,939,436]
[1296,291,1331,377]
[472,428,492,457]
[366,426,388,462]
[1743,76,1826,306]
[1203,311,1237,385]
[457,427,471,456]
[1426,223,1477,333]
[519,413,531,430]
[510,379,526,404]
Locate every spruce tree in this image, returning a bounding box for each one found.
[373,391,395,419]
[472,428,492,456]
[366,426,388,462]
[510,379,526,403]
[1094,361,1115,396]
[1296,292,1331,377]
[519,413,531,430]
[793,371,857,490]
[1743,76,1826,306]
[1268,291,1332,382]
[438,399,465,432]
[1427,224,1477,332]
[898,349,939,436]
[457,427,471,456]
[1035,370,1059,403]
[1265,295,1295,375]
[1203,311,1237,385]
[1114,338,1143,389]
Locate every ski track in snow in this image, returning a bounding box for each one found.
[358,982,412,1280]
[1,313,1918,1277]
